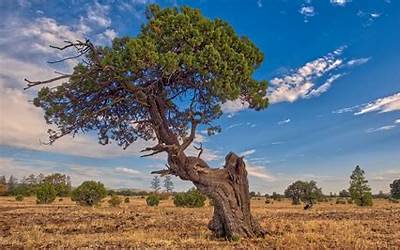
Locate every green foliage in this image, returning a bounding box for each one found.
[43,173,72,197]
[36,182,56,204]
[108,195,122,207]
[349,165,373,206]
[271,192,282,201]
[124,197,130,203]
[285,180,323,206]
[71,181,107,206]
[146,194,160,207]
[173,188,206,208]
[388,197,399,203]
[15,194,24,201]
[339,189,350,197]
[31,4,268,149]
[390,179,400,199]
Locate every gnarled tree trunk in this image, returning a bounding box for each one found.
[147,96,265,239]
[165,151,265,239]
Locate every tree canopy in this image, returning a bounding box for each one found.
[28,4,268,150]
[349,165,373,206]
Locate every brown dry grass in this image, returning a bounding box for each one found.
[1,196,399,248]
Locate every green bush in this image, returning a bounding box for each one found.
[108,195,122,207]
[354,192,373,207]
[36,182,56,204]
[388,197,399,203]
[15,194,24,201]
[124,197,130,203]
[173,189,206,208]
[71,181,107,206]
[146,194,160,207]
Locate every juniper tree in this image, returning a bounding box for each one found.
[26,4,267,238]
[285,180,322,208]
[390,179,400,199]
[349,165,373,206]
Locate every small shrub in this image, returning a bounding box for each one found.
[108,195,122,207]
[59,198,63,202]
[336,198,346,204]
[173,189,206,208]
[124,197,130,203]
[347,199,353,204]
[231,235,240,242]
[388,197,399,203]
[146,194,160,207]
[71,181,107,206]
[15,195,24,201]
[265,199,271,204]
[36,182,56,204]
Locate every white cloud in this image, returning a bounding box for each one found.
[257,0,262,8]
[330,0,351,6]
[221,99,249,114]
[240,149,256,157]
[277,118,291,125]
[115,167,142,175]
[366,125,396,133]
[347,57,370,67]
[299,6,315,17]
[268,47,345,103]
[395,119,400,124]
[355,92,400,115]
[305,73,343,98]
[244,160,275,181]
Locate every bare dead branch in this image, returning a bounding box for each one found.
[24,75,72,90]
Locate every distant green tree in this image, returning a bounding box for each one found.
[44,173,72,197]
[71,181,107,206]
[339,189,350,197]
[7,175,17,195]
[151,176,161,193]
[36,182,56,204]
[285,180,323,208]
[173,188,206,208]
[349,165,373,206]
[163,176,174,193]
[390,179,400,199]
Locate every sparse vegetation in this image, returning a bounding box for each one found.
[173,188,206,208]
[71,181,107,206]
[15,194,24,201]
[36,182,56,204]
[390,179,400,200]
[124,197,130,203]
[108,195,122,207]
[146,194,160,207]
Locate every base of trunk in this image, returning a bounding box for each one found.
[196,152,266,239]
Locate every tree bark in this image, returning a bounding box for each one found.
[167,151,266,239]
[147,95,265,239]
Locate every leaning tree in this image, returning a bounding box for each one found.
[25,5,268,239]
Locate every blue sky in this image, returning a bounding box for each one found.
[0,0,399,194]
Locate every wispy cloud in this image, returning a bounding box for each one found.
[115,167,142,175]
[333,92,400,115]
[257,0,262,8]
[347,57,371,67]
[240,149,256,157]
[268,47,346,103]
[277,118,291,125]
[330,0,351,7]
[355,93,400,115]
[299,5,315,22]
[366,125,396,133]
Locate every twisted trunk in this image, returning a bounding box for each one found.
[147,95,265,239]
[166,152,265,239]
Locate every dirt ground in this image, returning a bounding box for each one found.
[1,196,399,248]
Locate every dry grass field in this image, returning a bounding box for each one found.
[1,196,399,248]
